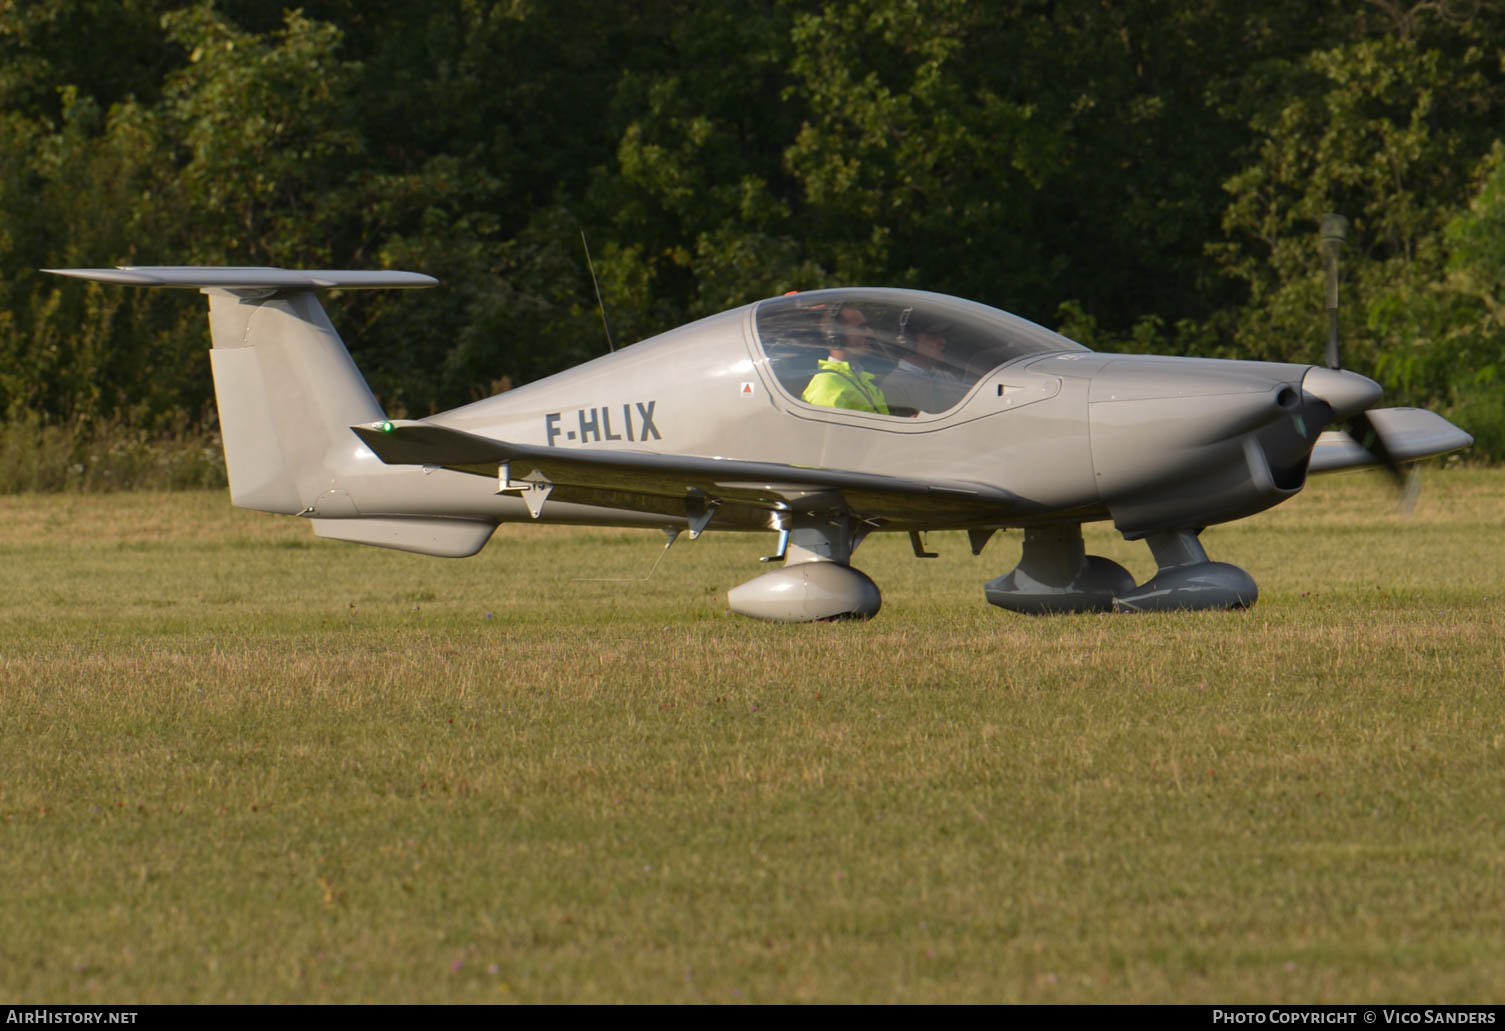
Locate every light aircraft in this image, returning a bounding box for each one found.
[47,237,1470,621]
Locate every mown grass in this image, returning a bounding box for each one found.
[1,468,1502,1003]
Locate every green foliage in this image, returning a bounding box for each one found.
[1211,16,1505,438]
[1055,299,1221,357]
[2,1,1504,454]
[0,0,176,119]
[152,4,362,263]
[0,409,225,491]
[782,0,1065,303]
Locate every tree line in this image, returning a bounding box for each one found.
[2,0,1502,459]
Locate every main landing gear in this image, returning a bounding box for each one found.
[984,524,1257,614]
[727,515,881,622]
[726,519,1255,621]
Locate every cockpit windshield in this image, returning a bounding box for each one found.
[753,288,1087,417]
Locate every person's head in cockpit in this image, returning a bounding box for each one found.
[802,302,890,414]
[905,312,952,372]
[824,304,876,364]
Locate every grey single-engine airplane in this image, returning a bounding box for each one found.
[47,240,1471,621]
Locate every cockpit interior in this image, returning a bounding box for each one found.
[752,288,1086,418]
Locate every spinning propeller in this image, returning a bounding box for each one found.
[1315,213,1413,495]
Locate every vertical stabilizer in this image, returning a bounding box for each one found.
[207,290,383,512]
[44,266,436,514]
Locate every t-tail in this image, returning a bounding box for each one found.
[43,267,495,557]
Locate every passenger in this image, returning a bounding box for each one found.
[881,312,957,415]
[801,304,890,414]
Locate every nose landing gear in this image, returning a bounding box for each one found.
[985,525,1256,614]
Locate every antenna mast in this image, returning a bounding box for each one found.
[580,230,616,354]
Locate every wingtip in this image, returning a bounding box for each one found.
[42,267,164,285]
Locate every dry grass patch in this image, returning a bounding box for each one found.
[1,470,1503,1002]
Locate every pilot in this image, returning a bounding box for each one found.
[801,304,891,414]
[881,311,960,415]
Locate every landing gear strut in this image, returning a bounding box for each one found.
[984,525,1256,614]
[728,516,881,622]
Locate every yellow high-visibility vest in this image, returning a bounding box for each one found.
[802,358,890,414]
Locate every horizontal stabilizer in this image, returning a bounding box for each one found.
[1309,407,1473,473]
[43,266,437,291]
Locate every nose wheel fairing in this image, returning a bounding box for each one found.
[1112,530,1257,612]
[985,525,1256,614]
[982,524,1136,613]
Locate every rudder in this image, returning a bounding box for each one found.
[207,290,382,513]
[44,266,436,514]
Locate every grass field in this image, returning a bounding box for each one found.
[2,468,1503,1004]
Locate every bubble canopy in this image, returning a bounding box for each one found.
[752,288,1088,417]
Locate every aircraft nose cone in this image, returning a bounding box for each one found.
[1301,366,1382,421]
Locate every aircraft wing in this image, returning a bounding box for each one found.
[352,420,1025,529]
[1308,407,1473,474]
